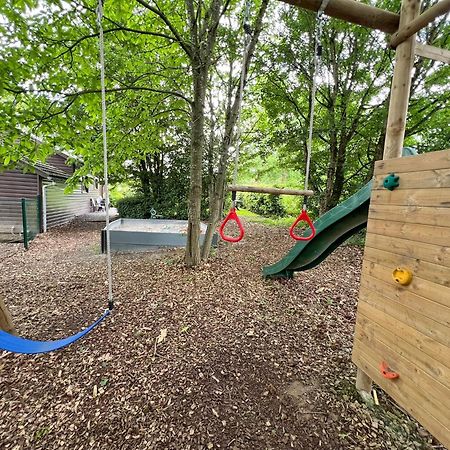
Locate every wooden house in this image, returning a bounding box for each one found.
[0,153,98,242]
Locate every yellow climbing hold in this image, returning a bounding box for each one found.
[392,267,413,286]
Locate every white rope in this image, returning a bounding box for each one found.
[231,39,250,187]
[231,0,253,204]
[96,0,113,310]
[303,0,329,205]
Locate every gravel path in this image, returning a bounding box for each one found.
[0,221,440,449]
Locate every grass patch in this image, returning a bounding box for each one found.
[344,229,366,247]
[238,209,296,228]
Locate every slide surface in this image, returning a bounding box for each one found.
[262,181,372,279]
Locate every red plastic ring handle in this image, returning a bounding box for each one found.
[219,207,245,243]
[289,208,316,241]
[380,361,399,379]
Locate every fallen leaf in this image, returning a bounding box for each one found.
[156,328,168,344]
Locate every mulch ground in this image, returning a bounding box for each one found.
[0,221,442,450]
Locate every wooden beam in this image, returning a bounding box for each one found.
[227,185,314,196]
[383,0,421,159]
[391,0,450,48]
[356,368,373,403]
[279,0,399,33]
[0,296,16,335]
[415,42,450,63]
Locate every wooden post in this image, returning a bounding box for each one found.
[356,367,373,402]
[383,0,421,159]
[0,296,16,335]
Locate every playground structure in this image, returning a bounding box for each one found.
[352,149,450,446]
[271,0,449,447]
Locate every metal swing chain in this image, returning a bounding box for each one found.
[96,0,114,311]
[303,0,329,210]
[231,0,253,208]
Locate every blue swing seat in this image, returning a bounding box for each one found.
[0,310,110,355]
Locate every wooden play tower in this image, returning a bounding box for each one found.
[278,0,450,446]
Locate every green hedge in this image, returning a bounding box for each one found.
[246,193,286,218]
[116,195,154,219]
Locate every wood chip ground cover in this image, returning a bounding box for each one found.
[0,221,444,449]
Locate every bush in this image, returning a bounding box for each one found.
[116,195,154,219]
[246,193,286,218]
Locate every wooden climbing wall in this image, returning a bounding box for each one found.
[352,149,450,448]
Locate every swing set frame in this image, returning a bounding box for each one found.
[279,0,450,433]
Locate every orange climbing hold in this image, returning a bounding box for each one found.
[380,361,399,379]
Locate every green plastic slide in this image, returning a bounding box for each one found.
[262,181,371,279]
[263,148,417,279]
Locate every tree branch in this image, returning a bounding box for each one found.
[6,85,193,106]
[135,0,193,58]
[56,27,176,59]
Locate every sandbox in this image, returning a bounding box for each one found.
[101,218,216,252]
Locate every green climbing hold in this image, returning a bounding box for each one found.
[383,173,399,191]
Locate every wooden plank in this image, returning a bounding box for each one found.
[374,148,450,174]
[368,204,450,228]
[0,296,16,335]
[367,218,450,248]
[279,0,400,33]
[355,314,450,402]
[356,299,450,376]
[352,349,450,449]
[359,280,450,349]
[361,267,450,328]
[365,232,450,267]
[362,258,450,309]
[390,0,450,48]
[355,320,450,422]
[373,168,450,190]
[370,187,450,208]
[363,246,450,290]
[416,43,450,64]
[227,185,314,196]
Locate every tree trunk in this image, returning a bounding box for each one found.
[0,296,16,335]
[324,131,349,211]
[207,91,217,212]
[185,67,207,267]
[184,0,224,267]
[201,137,229,259]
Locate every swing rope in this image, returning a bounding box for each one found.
[97,0,114,311]
[304,0,329,196]
[231,0,253,189]
[219,0,253,243]
[0,0,113,355]
[289,0,329,241]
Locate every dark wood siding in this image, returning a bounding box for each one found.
[0,169,38,198]
[0,170,39,237]
[47,154,74,175]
